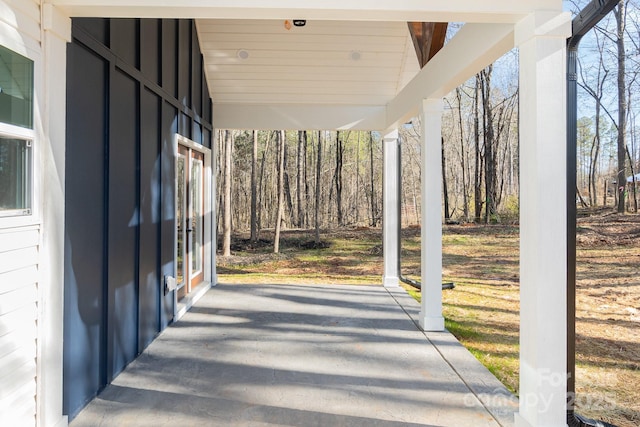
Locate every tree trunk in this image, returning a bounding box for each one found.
[355,131,361,224]
[283,137,294,226]
[474,74,483,223]
[442,136,451,221]
[615,1,627,213]
[314,130,323,243]
[626,145,638,212]
[369,131,377,226]
[304,131,310,227]
[257,131,273,237]
[222,130,233,257]
[297,131,306,228]
[250,130,258,242]
[576,185,588,208]
[456,87,469,221]
[334,131,344,226]
[590,103,602,207]
[481,66,497,223]
[274,130,286,253]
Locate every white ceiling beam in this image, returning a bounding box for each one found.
[212,104,386,131]
[385,23,514,130]
[50,0,561,23]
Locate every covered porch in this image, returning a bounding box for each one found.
[70,283,517,427]
[35,1,572,426]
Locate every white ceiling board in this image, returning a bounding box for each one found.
[199,19,420,108]
[51,0,562,24]
[198,20,407,36]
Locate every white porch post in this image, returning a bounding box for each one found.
[419,99,444,332]
[515,12,571,427]
[382,129,400,288]
[41,5,71,427]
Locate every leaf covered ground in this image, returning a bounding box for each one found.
[217,213,639,427]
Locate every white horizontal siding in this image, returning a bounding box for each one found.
[0,379,36,422]
[0,227,40,427]
[0,0,41,46]
[0,2,43,426]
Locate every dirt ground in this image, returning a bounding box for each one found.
[430,211,639,427]
[572,211,639,426]
[217,211,639,427]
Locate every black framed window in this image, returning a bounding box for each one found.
[0,45,34,217]
[0,137,32,215]
[0,45,34,129]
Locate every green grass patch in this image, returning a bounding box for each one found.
[444,317,481,341]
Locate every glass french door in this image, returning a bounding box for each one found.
[176,144,205,299]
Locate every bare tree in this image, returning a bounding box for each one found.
[314,130,323,243]
[473,74,484,223]
[442,136,451,220]
[334,131,345,226]
[578,41,608,206]
[222,130,233,256]
[297,131,306,228]
[257,131,273,235]
[283,135,294,226]
[250,130,258,242]
[274,130,285,253]
[369,131,378,226]
[455,87,470,221]
[615,0,628,213]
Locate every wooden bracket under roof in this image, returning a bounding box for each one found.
[408,22,448,68]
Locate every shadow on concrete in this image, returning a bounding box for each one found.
[71,283,517,427]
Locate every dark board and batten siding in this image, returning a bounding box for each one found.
[64,18,212,419]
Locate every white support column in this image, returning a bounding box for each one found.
[419,99,444,331]
[515,11,571,427]
[382,129,400,287]
[41,5,71,427]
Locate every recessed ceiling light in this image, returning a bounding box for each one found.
[350,51,362,61]
[237,49,249,60]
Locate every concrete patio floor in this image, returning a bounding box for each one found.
[70,283,518,427]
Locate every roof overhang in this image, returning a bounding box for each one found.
[209,22,514,131]
[49,0,560,23]
[50,0,562,131]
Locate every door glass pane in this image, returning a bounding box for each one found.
[0,45,34,128]
[0,137,31,215]
[191,158,203,273]
[176,155,185,285]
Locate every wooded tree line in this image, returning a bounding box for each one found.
[570,0,640,212]
[399,59,520,225]
[215,1,640,252]
[216,129,385,253]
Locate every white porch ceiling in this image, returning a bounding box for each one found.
[50,0,560,23]
[50,0,564,130]
[197,19,420,107]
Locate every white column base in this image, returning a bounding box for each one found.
[419,314,445,332]
[52,416,69,427]
[515,413,567,427]
[514,413,532,427]
[383,275,400,288]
